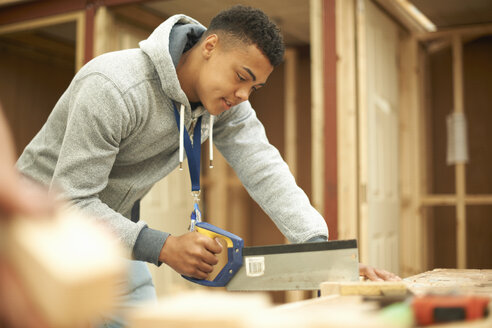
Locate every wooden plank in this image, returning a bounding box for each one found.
[83,4,95,65]
[452,35,467,269]
[321,281,407,296]
[323,0,338,239]
[336,0,358,241]
[309,0,325,214]
[93,6,116,56]
[416,22,492,41]
[421,195,456,206]
[422,195,492,206]
[399,34,421,276]
[405,269,492,297]
[374,0,436,33]
[0,0,85,26]
[0,11,83,34]
[417,43,430,271]
[284,48,297,178]
[129,291,272,328]
[0,209,126,327]
[283,47,308,304]
[75,9,85,72]
[356,0,368,264]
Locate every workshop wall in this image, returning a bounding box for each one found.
[0,26,75,154]
[429,35,492,269]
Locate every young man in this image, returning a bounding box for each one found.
[17,5,398,326]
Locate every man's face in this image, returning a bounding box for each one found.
[196,34,274,116]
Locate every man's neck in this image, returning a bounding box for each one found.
[176,47,200,103]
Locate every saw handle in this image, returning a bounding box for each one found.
[182,222,243,287]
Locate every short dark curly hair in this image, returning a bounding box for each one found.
[203,5,285,66]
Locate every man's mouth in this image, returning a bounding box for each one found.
[222,98,233,109]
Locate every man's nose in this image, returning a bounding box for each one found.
[235,87,250,102]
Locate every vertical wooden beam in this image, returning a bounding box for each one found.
[452,35,467,269]
[84,3,96,65]
[323,0,338,240]
[336,0,358,241]
[75,11,86,72]
[284,48,298,178]
[399,34,422,276]
[355,0,368,264]
[310,0,325,217]
[283,48,306,304]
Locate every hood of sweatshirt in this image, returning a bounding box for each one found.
[139,15,214,168]
[139,14,205,115]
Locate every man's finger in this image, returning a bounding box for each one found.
[203,236,223,254]
[362,267,383,281]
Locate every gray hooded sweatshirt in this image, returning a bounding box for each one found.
[17,15,328,266]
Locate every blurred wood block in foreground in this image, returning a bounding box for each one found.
[0,209,127,327]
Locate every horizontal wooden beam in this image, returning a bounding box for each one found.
[421,194,492,206]
[0,0,153,26]
[0,11,83,35]
[0,0,85,26]
[416,22,492,41]
[374,0,435,34]
[111,4,165,30]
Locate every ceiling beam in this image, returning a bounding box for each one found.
[374,0,435,33]
[416,22,492,41]
[0,0,153,26]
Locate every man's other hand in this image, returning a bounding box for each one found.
[359,263,402,281]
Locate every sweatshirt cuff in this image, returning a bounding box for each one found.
[133,226,169,266]
[306,235,328,243]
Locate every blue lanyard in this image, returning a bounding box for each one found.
[173,102,202,191]
[173,102,203,231]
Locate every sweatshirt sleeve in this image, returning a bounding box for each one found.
[49,74,167,265]
[213,101,329,243]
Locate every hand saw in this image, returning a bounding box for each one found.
[182,222,360,291]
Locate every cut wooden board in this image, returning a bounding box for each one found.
[0,208,127,327]
[128,291,272,328]
[320,281,408,296]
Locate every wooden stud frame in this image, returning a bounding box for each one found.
[0,11,86,72]
[310,0,325,215]
[335,0,358,241]
[371,0,492,274]
[355,0,369,264]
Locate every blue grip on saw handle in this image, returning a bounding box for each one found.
[182,222,244,287]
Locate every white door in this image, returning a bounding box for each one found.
[363,0,400,274]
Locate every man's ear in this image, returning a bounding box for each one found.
[202,34,219,59]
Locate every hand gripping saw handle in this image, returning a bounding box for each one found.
[182,222,244,287]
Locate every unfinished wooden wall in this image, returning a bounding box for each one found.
[429,35,492,269]
[0,28,75,155]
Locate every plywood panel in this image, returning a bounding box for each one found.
[466,205,492,269]
[249,59,285,249]
[429,48,455,194]
[433,206,457,268]
[463,36,492,195]
[295,46,312,200]
[0,35,74,155]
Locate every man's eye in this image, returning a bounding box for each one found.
[237,73,246,81]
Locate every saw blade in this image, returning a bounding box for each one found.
[226,240,359,291]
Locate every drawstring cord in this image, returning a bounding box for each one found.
[178,103,214,170]
[209,114,214,168]
[179,104,185,170]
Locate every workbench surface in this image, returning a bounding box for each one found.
[274,269,492,328]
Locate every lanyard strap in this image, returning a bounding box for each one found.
[173,102,202,192]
